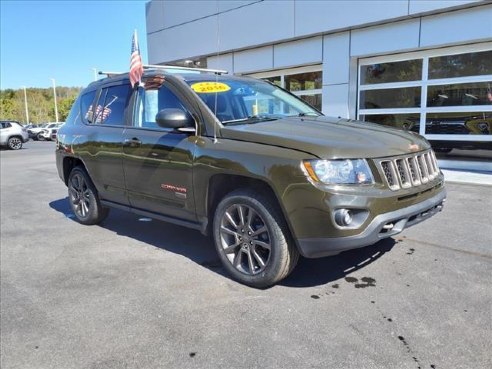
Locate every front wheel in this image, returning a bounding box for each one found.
[7,137,23,150]
[213,189,299,288]
[67,167,109,225]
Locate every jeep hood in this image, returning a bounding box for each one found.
[220,116,430,159]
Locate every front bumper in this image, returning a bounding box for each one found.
[297,189,446,258]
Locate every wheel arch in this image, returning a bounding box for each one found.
[62,156,86,186]
[205,174,298,249]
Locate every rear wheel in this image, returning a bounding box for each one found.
[37,133,45,141]
[7,137,22,150]
[68,167,109,225]
[213,189,299,288]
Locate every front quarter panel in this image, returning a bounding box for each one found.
[193,137,316,232]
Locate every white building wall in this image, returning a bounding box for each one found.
[273,37,322,69]
[147,0,483,64]
[147,1,491,119]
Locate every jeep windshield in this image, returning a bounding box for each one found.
[185,77,321,125]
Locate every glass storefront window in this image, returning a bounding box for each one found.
[359,45,492,159]
[265,76,281,87]
[425,112,491,135]
[360,113,420,132]
[427,82,492,107]
[428,50,492,79]
[299,94,322,111]
[360,59,422,85]
[254,67,323,114]
[360,87,421,109]
[285,71,322,91]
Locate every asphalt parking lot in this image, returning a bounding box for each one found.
[1,141,491,369]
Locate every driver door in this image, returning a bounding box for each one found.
[122,78,197,222]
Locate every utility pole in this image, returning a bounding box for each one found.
[51,78,59,122]
[92,68,98,81]
[21,86,29,124]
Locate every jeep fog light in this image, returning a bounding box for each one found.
[334,209,353,227]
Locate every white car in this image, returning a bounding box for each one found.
[28,123,49,140]
[38,122,64,141]
[0,121,29,150]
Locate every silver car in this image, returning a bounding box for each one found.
[0,121,29,150]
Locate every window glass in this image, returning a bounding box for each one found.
[1,122,11,128]
[299,94,322,111]
[428,50,492,79]
[360,60,422,85]
[427,82,492,107]
[136,81,190,130]
[285,71,322,91]
[425,112,491,135]
[186,78,320,124]
[81,91,97,124]
[93,85,131,126]
[360,113,420,132]
[360,87,421,109]
[264,76,281,87]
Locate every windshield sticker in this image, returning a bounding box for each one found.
[191,82,231,94]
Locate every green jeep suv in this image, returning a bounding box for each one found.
[55,67,446,287]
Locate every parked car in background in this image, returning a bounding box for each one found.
[28,123,49,140]
[50,123,64,141]
[38,122,64,141]
[0,120,29,150]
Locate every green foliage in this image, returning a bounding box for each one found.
[0,87,81,124]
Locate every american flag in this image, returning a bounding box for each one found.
[94,105,111,123]
[85,104,111,123]
[130,30,143,88]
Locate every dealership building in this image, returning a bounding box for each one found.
[146,0,492,167]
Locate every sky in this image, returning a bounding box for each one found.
[0,0,149,90]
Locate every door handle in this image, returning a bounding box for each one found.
[124,138,142,147]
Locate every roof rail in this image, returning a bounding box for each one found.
[143,64,228,75]
[98,71,124,78]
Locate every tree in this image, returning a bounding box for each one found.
[58,96,77,121]
[0,87,81,123]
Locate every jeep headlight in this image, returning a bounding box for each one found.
[302,159,374,184]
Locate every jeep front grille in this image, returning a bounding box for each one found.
[377,150,440,191]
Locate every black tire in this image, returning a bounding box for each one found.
[67,166,109,225]
[7,136,23,150]
[213,189,299,288]
[37,133,45,141]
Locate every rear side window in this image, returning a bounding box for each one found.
[93,84,131,126]
[81,91,97,124]
[1,122,12,128]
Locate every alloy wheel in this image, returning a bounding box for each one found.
[68,173,91,218]
[219,204,271,275]
[8,138,22,150]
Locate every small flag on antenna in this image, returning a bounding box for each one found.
[130,30,143,88]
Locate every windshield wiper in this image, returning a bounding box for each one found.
[289,112,320,117]
[222,115,279,125]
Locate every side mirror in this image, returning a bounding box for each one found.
[155,108,193,129]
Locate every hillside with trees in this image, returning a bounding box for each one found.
[0,87,82,125]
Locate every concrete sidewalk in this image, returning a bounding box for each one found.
[442,169,492,186]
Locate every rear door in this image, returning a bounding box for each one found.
[77,82,132,205]
[122,77,197,221]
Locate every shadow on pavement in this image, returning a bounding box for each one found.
[50,197,396,288]
[281,238,395,288]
